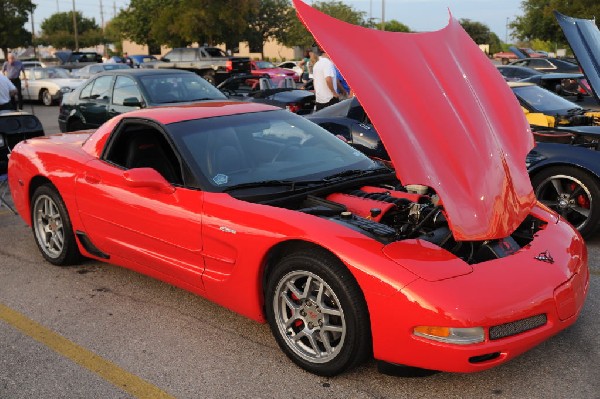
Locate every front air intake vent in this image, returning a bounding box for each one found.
[489,314,547,340]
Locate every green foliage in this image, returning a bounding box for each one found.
[511,0,600,46]
[0,0,35,59]
[488,32,503,55]
[459,19,492,44]
[246,0,291,57]
[113,0,174,49]
[381,20,411,33]
[530,38,554,53]
[281,1,366,49]
[39,11,102,48]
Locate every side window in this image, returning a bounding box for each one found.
[530,59,549,68]
[164,50,180,62]
[79,80,94,99]
[90,76,113,100]
[104,124,183,185]
[180,49,197,62]
[112,76,142,106]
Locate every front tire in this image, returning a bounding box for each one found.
[40,89,53,106]
[532,166,600,238]
[265,250,371,376]
[31,185,81,265]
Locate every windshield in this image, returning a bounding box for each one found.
[255,61,276,69]
[512,85,582,114]
[32,67,71,79]
[167,110,379,190]
[140,74,226,104]
[103,64,130,71]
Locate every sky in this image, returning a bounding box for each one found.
[31,0,523,42]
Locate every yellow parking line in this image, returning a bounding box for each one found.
[0,302,175,399]
[591,269,600,277]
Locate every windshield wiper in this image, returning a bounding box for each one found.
[321,167,390,182]
[223,179,319,192]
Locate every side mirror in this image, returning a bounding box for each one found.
[123,97,143,108]
[123,168,175,194]
[161,57,170,62]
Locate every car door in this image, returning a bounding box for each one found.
[75,119,205,287]
[108,75,144,119]
[77,75,113,128]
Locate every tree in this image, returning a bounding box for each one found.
[246,0,292,58]
[115,0,178,51]
[0,0,35,59]
[281,1,366,49]
[511,0,600,46]
[40,11,102,49]
[381,20,411,33]
[459,19,492,44]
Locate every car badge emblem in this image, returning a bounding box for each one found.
[213,174,228,185]
[534,250,554,264]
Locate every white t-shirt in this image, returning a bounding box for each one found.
[0,75,15,105]
[312,56,337,104]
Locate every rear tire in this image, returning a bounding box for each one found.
[67,118,86,132]
[265,250,371,376]
[31,185,81,265]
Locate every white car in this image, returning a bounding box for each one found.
[277,60,311,79]
[22,67,85,106]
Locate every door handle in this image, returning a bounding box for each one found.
[84,172,101,184]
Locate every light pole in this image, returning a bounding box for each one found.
[72,0,79,51]
[381,0,385,31]
[505,17,509,44]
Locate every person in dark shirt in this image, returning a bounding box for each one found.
[2,53,27,110]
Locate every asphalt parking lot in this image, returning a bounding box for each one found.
[0,104,598,398]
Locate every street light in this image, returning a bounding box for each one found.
[72,0,79,51]
[505,17,509,43]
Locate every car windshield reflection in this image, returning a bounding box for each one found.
[167,110,379,190]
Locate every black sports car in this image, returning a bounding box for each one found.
[217,74,315,114]
[307,97,600,238]
[0,110,44,174]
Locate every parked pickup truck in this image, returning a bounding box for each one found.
[53,51,103,71]
[141,47,251,85]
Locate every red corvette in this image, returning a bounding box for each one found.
[8,1,588,376]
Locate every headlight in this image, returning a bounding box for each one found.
[525,152,547,168]
[0,135,4,147]
[60,87,73,93]
[413,326,485,345]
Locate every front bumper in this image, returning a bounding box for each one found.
[368,206,589,372]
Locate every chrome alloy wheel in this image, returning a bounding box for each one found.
[536,174,591,231]
[33,194,65,259]
[273,270,346,364]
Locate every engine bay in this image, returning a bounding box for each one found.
[286,184,546,265]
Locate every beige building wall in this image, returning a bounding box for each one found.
[122,39,302,61]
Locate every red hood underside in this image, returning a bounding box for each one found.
[293,0,536,241]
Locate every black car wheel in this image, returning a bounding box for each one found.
[265,250,371,376]
[40,89,53,106]
[532,166,600,238]
[31,184,81,265]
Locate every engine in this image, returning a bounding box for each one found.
[293,184,544,265]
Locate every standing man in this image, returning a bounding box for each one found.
[2,53,27,110]
[312,48,339,111]
[0,74,17,111]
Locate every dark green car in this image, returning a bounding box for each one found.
[58,69,227,132]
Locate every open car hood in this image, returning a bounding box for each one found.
[555,11,600,104]
[294,0,535,240]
